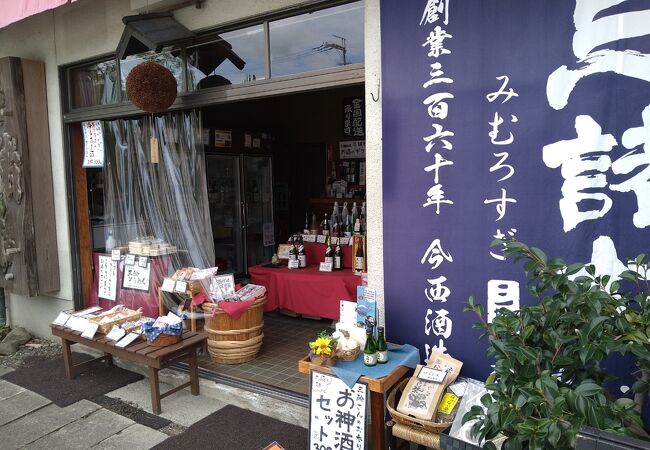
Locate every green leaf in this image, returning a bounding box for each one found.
[587,316,608,338]
[575,382,602,397]
[531,247,547,263]
[548,422,561,447]
[566,263,584,275]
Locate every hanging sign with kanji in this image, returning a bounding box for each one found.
[309,371,368,450]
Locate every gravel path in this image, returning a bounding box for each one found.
[0,337,62,368]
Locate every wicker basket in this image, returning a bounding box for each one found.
[89,309,142,334]
[387,378,453,433]
[335,346,360,361]
[148,333,182,347]
[203,296,266,364]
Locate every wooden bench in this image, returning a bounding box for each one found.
[51,325,207,414]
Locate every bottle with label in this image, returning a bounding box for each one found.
[310,212,318,235]
[322,213,330,236]
[355,236,365,273]
[351,202,359,225]
[376,326,388,363]
[363,325,377,366]
[345,216,353,237]
[288,235,297,262]
[341,201,349,226]
[324,236,334,265]
[334,240,342,270]
[298,235,307,268]
[360,201,367,235]
[304,213,310,234]
[105,229,116,252]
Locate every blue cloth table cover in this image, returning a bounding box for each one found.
[330,344,420,388]
[141,320,182,341]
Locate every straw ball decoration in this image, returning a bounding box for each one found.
[125,61,177,113]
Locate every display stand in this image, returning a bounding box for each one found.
[298,355,409,450]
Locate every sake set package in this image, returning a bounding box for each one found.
[396,351,463,420]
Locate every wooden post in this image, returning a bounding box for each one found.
[148,365,161,415]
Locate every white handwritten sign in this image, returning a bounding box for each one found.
[339,140,365,159]
[52,312,71,326]
[122,263,151,292]
[288,259,299,269]
[319,262,333,272]
[81,322,99,340]
[161,278,176,293]
[82,120,105,168]
[98,255,117,301]
[124,254,136,266]
[116,332,140,348]
[111,249,121,261]
[106,325,126,341]
[309,371,368,450]
[210,274,235,300]
[317,235,327,244]
[303,234,317,243]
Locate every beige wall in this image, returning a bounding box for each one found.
[0,0,384,336]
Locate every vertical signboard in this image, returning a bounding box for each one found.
[381,0,650,380]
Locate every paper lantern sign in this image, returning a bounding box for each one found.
[125,61,177,113]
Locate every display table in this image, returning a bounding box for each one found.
[248,264,359,319]
[299,354,410,450]
[51,324,206,414]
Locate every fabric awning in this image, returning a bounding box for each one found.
[0,0,79,30]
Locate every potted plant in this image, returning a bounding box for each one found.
[462,239,650,449]
[309,330,338,366]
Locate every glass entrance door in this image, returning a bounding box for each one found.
[243,156,274,269]
[206,154,244,274]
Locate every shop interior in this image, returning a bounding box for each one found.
[84,84,366,396]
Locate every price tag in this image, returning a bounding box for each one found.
[106,325,126,341]
[316,235,327,244]
[331,236,339,245]
[111,249,121,261]
[418,366,447,383]
[340,237,350,245]
[319,262,333,272]
[288,260,299,269]
[175,281,188,293]
[81,321,100,339]
[115,332,140,348]
[138,256,148,268]
[52,312,71,326]
[124,254,136,266]
[67,316,90,333]
[303,234,316,243]
[161,278,176,293]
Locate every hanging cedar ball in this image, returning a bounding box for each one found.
[125,61,177,113]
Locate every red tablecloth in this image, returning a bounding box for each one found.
[249,264,360,319]
[296,241,353,268]
[88,252,172,319]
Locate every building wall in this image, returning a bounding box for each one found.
[0,0,384,336]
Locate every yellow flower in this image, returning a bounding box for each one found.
[312,336,333,356]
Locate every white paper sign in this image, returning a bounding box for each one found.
[340,237,350,245]
[244,133,252,148]
[339,140,366,159]
[115,332,140,348]
[319,262,333,272]
[418,366,447,383]
[124,254,136,266]
[81,322,100,339]
[317,235,327,244]
[175,280,188,293]
[52,312,71,326]
[364,287,376,303]
[82,120,104,168]
[288,259,300,269]
[138,256,148,268]
[309,371,367,450]
[98,255,118,301]
[211,274,235,296]
[339,300,357,325]
[111,249,121,261]
[202,128,210,146]
[303,234,316,243]
[252,137,261,148]
[67,316,90,333]
[106,325,126,341]
[122,263,151,292]
[189,267,219,281]
[161,278,176,293]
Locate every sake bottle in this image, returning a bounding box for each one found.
[298,235,307,268]
[376,326,388,363]
[363,325,377,366]
[334,240,342,270]
[324,236,334,265]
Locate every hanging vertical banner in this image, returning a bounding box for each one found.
[82,120,105,167]
[343,97,365,137]
[381,0,650,380]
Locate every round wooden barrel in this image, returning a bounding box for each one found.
[202,296,266,364]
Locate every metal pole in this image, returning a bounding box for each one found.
[0,288,6,326]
